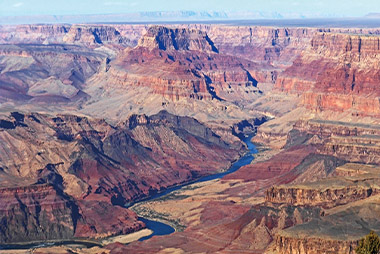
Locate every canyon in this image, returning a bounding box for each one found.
[1,21,380,254]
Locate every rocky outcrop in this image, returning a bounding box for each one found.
[0,184,77,243]
[292,120,380,163]
[0,44,106,103]
[275,235,357,254]
[0,25,69,44]
[310,32,380,57]
[294,120,380,138]
[195,25,318,67]
[63,25,130,46]
[266,184,379,208]
[0,183,144,242]
[74,200,144,238]
[232,117,268,138]
[272,201,380,254]
[104,26,267,102]
[138,26,218,52]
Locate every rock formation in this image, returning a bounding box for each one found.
[0,44,106,103]
[275,32,380,116]
[2,22,380,254]
[104,25,267,103]
[0,111,241,243]
[138,26,218,52]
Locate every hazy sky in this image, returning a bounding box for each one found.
[0,0,379,17]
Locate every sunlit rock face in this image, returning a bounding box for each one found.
[275,32,380,116]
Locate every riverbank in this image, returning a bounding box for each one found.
[0,228,154,253]
[0,239,102,250]
[101,229,153,245]
[125,146,246,209]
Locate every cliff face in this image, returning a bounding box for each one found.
[0,184,77,243]
[266,185,379,208]
[63,25,131,46]
[275,235,357,254]
[263,126,380,254]
[102,26,267,103]
[0,25,69,44]
[275,32,380,116]
[138,26,218,52]
[310,32,380,57]
[271,200,380,254]
[204,26,316,67]
[292,120,380,164]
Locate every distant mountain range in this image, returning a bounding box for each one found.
[365,13,380,18]
[0,11,342,24]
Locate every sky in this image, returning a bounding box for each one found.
[0,0,379,18]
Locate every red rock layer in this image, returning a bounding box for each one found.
[0,184,77,243]
[107,26,270,102]
[275,32,380,116]
[75,200,144,238]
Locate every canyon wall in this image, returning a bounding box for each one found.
[266,184,379,208]
[101,25,268,103]
[292,120,380,164]
[2,23,380,252]
[275,235,357,254]
[0,184,77,243]
[275,31,380,116]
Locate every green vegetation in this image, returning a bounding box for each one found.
[356,231,380,254]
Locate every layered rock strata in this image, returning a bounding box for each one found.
[293,120,380,163]
[275,32,380,116]
[105,26,267,102]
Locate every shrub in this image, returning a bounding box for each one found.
[356,231,380,254]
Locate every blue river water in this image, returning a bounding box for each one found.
[138,135,257,240]
[138,217,176,241]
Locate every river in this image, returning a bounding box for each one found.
[137,134,257,241]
